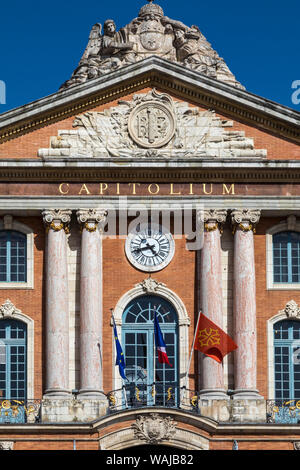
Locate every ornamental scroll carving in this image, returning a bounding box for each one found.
[76,209,108,233]
[132,413,177,444]
[231,209,261,234]
[39,89,267,159]
[42,209,72,233]
[60,1,244,91]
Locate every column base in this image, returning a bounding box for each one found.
[232,389,264,400]
[78,389,107,400]
[43,388,72,399]
[199,388,230,400]
[41,395,108,423]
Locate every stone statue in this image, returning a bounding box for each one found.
[60,1,244,90]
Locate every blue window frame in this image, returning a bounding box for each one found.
[274,320,300,401]
[0,320,27,400]
[122,295,178,406]
[273,231,300,283]
[0,231,27,282]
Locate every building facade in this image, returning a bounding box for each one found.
[0,0,299,451]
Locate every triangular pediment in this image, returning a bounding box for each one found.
[0,57,299,148]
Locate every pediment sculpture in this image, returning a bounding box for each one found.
[38,89,267,159]
[60,1,244,90]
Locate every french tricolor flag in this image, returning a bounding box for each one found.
[154,311,172,367]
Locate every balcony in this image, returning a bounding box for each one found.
[0,394,300,425]
[107,383,200,414]
[267,399,300,424]
[0,399,41,424]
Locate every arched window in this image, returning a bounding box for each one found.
[273,319,300,400]
[0,231,27,283]
[122,295,178,406]
[0,319,27,400]
[273,231,300,284]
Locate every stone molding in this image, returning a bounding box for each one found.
[42,209,72,233]
[132,413,177,444]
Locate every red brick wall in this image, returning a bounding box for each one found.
[0,88,298,160]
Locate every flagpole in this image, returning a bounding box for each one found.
[111,308,128,409]
[153,309,156,406]
[180,310,202,405]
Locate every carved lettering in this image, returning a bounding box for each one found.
[170,184,181,195]
[223,184,235,195]
[59,183,70,195]
[79,184,91,195]
[203,184,213,195]
[148,183,160,195]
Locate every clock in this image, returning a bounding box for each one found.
[125,223,175,272]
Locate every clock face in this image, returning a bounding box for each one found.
[125,223,175,272]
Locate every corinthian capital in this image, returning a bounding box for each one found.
[231,209,261,233]
[197,209,227,233]
[76,209,108,232]
[42,209,72,233]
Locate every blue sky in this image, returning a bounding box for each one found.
[0,0,299,113]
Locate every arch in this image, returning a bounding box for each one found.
[113,280,190,392]
[0,216,34,289]
[99,411,209,450]
[0,299,34,399]
[266,216,300,290]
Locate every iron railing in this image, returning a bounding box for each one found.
[107,383,200,414]
[266,399,300,424]
[0,399,42,424]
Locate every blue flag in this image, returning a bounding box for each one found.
[112,316,127,380]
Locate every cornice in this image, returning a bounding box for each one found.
[0,57,299,145]
[1,407,300,436]
[1,159,300,182]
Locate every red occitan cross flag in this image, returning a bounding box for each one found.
[194,312,238,363]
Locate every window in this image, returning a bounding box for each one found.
[0,319,27,400]
[122,295,178,406]
[273,232,300,284]
[0,231,27,283]
[273,319,300,401]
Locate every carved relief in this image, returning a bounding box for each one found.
[0,441,14,451]
[60,1,243,90]
[137,277,166,294]
[128,101,175,148]
[39,89,267,159]
[132,413,177,444]
[279,300,300,319]
[0,300,22,318]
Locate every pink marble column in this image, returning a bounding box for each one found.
[199,209,228,399]
[77,209,107,398]
[43,209,72,397]
[231,209,261,399]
